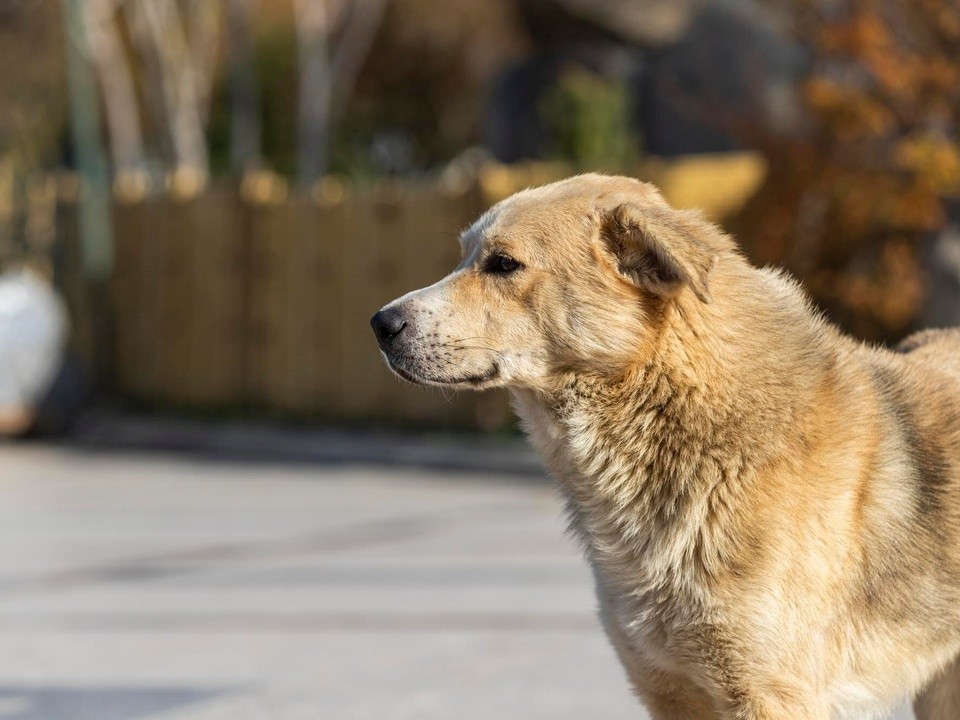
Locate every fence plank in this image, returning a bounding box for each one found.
[269,196,326,413]
[156,197,193,404]
[112,195,166,401]
[309,186,348,414]
[110,197,143,398]
[244,192,289,408]
[185,187,245,406]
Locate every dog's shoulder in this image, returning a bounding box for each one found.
[895,327,960,369]
[877,327,960,415]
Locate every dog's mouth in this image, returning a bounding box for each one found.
[384,355,500,388]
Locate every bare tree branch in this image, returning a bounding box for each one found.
[330,0,388,117]
[294,0,388,186]
[293,0,334,186]
[83,0,148,194]
[185,0,222,126]
[123,0,173,164]
[135,0,210,189]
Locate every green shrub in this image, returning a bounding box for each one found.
[539,68,640,171]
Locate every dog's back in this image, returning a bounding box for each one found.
[894,325,960,524]
[898,327,960,364]
[880,328,960,715]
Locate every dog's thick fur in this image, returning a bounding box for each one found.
[372,174,960,719]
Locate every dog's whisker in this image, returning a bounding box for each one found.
[444,345,501,353]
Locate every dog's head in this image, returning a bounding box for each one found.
[371,173,730,392]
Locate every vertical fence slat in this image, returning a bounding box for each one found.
[270,197,317,413]
[186,186,245,406]
[271,193,345,414]
[310,185,347,414]
[157,197,192,404]
[142,198,166,402]
[111,196,141,398]
[245,195,282,408]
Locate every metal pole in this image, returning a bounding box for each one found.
[60,0,113,281]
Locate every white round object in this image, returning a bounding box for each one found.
[0,271,69,409]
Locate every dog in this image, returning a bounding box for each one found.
[371,173,960,719]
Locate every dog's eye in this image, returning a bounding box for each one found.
[485,254,522,275]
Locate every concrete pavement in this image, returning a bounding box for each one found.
[0,432,643,720]
[0,420,914,719]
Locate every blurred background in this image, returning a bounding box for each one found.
[0,0,956,717]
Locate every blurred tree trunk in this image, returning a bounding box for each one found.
[293,0,388,187]
[122,0,172,162]
[125,0,210,190]
[185,0,222,126]
[294,0,334,187]
[227,0,262,173]
[329,0,389,113]
[84,0,147,194]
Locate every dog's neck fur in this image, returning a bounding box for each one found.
[511,261,839,599]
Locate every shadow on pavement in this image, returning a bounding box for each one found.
[0,685,228,720]
[44,409,546,480]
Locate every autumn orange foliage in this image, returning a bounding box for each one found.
[736,0,960,341]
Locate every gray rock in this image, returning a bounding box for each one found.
[921,200,960,328]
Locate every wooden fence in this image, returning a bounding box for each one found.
[45,155,766,430]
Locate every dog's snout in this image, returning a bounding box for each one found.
[371,308,408,349]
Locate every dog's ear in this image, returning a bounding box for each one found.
[599,202,716,304]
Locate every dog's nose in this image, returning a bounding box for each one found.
[371,308,408,349]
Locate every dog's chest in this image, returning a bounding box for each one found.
[512,387,712,577]
[512,389,715,669]
[594,566,709,675]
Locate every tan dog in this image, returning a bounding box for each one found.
[371,174,960,719]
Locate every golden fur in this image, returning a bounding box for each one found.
[372,174,960,719]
